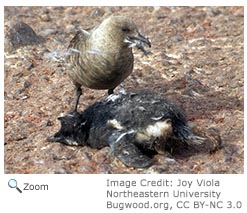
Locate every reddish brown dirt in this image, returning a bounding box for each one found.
[4,6,244,174]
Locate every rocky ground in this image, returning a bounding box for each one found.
[4,6,244,174]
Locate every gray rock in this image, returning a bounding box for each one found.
[5,22,45,52]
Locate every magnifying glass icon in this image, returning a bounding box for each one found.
[8,179,22,193]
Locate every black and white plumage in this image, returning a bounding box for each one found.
[48,91,220,168]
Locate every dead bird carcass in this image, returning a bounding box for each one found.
[47,91,221,168]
